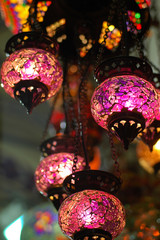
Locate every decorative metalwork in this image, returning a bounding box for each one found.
[58,189,125,240]
[5,31,58,55]
[40,135,78,157]
[63,170,121,195]
[94,56,153,84]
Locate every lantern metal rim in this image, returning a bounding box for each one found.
[94,56,153,84]
[63,170,121,195]
[5,31,58,55]
[74,228,112,240]
[47,185,68,210]
[40,135,83,157]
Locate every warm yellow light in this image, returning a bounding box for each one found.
[137,141,160,174]
[108,25,115,32]
[153,139,160,151]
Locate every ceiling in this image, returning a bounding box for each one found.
[0,1,160,240]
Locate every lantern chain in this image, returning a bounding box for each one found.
[94,0,118,77]
[108,131,122,182]
[21,0,42,32]
[40,92,60,144]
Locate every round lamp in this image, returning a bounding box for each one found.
[58,189,125,240]
[1,47,63,113]
[91,56,159,149]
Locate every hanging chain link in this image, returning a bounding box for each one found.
[78,59,92,170]
[40,92,60,144]
[108,131,122,182]
[21,0,42,32]
[94,0,118,75]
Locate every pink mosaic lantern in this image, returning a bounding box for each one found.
[1,47,63,113]
[35,153,85,196]
[58,189,125,240]
[91,56,159,149]
[35,152,85,210]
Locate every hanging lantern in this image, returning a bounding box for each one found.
[35,135,86,210]
[91,56,159,149]
[137,140,160,174]
[1,31,63,113]
[59,189,125,240]
[58,190,125,240]
[59,169,124,240]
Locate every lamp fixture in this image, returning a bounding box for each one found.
[90,0,158,149]
[59,189,125,240]
[59,169,124,240]
[0,0,159,239]
[91,57,159,150]
[0,3,63,113]
[35,135,86,210]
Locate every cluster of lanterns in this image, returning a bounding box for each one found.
[0,0,160,239]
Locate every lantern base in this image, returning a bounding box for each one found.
[14,80,48,114]
[47,186,68,210]
[108,110,145,150]
[63,170,121,195]
[141,120,160,152]
[74,229,112,240]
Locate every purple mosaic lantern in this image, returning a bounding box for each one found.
[0,31,63,113]
[35,135,86,210]
[91,56,159,149]
[58,189,125,240]
[1,48,63,113]
[35,152,85,197]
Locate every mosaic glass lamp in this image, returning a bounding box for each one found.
[1,31,63,113]
[58,189,125,240]
[35,135,86,210]
[91,56,159,149]
[59,168,123,240]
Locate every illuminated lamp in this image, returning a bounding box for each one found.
[35,135,86,210]
[1,31,63,113]
[91,56,159,149]
[137,140,160,174]
[59,170,125,240]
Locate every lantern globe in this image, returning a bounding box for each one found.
[1,47,63,112]
[91,75,159,149]
[35,152,85,197]
[58,189,125,240]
